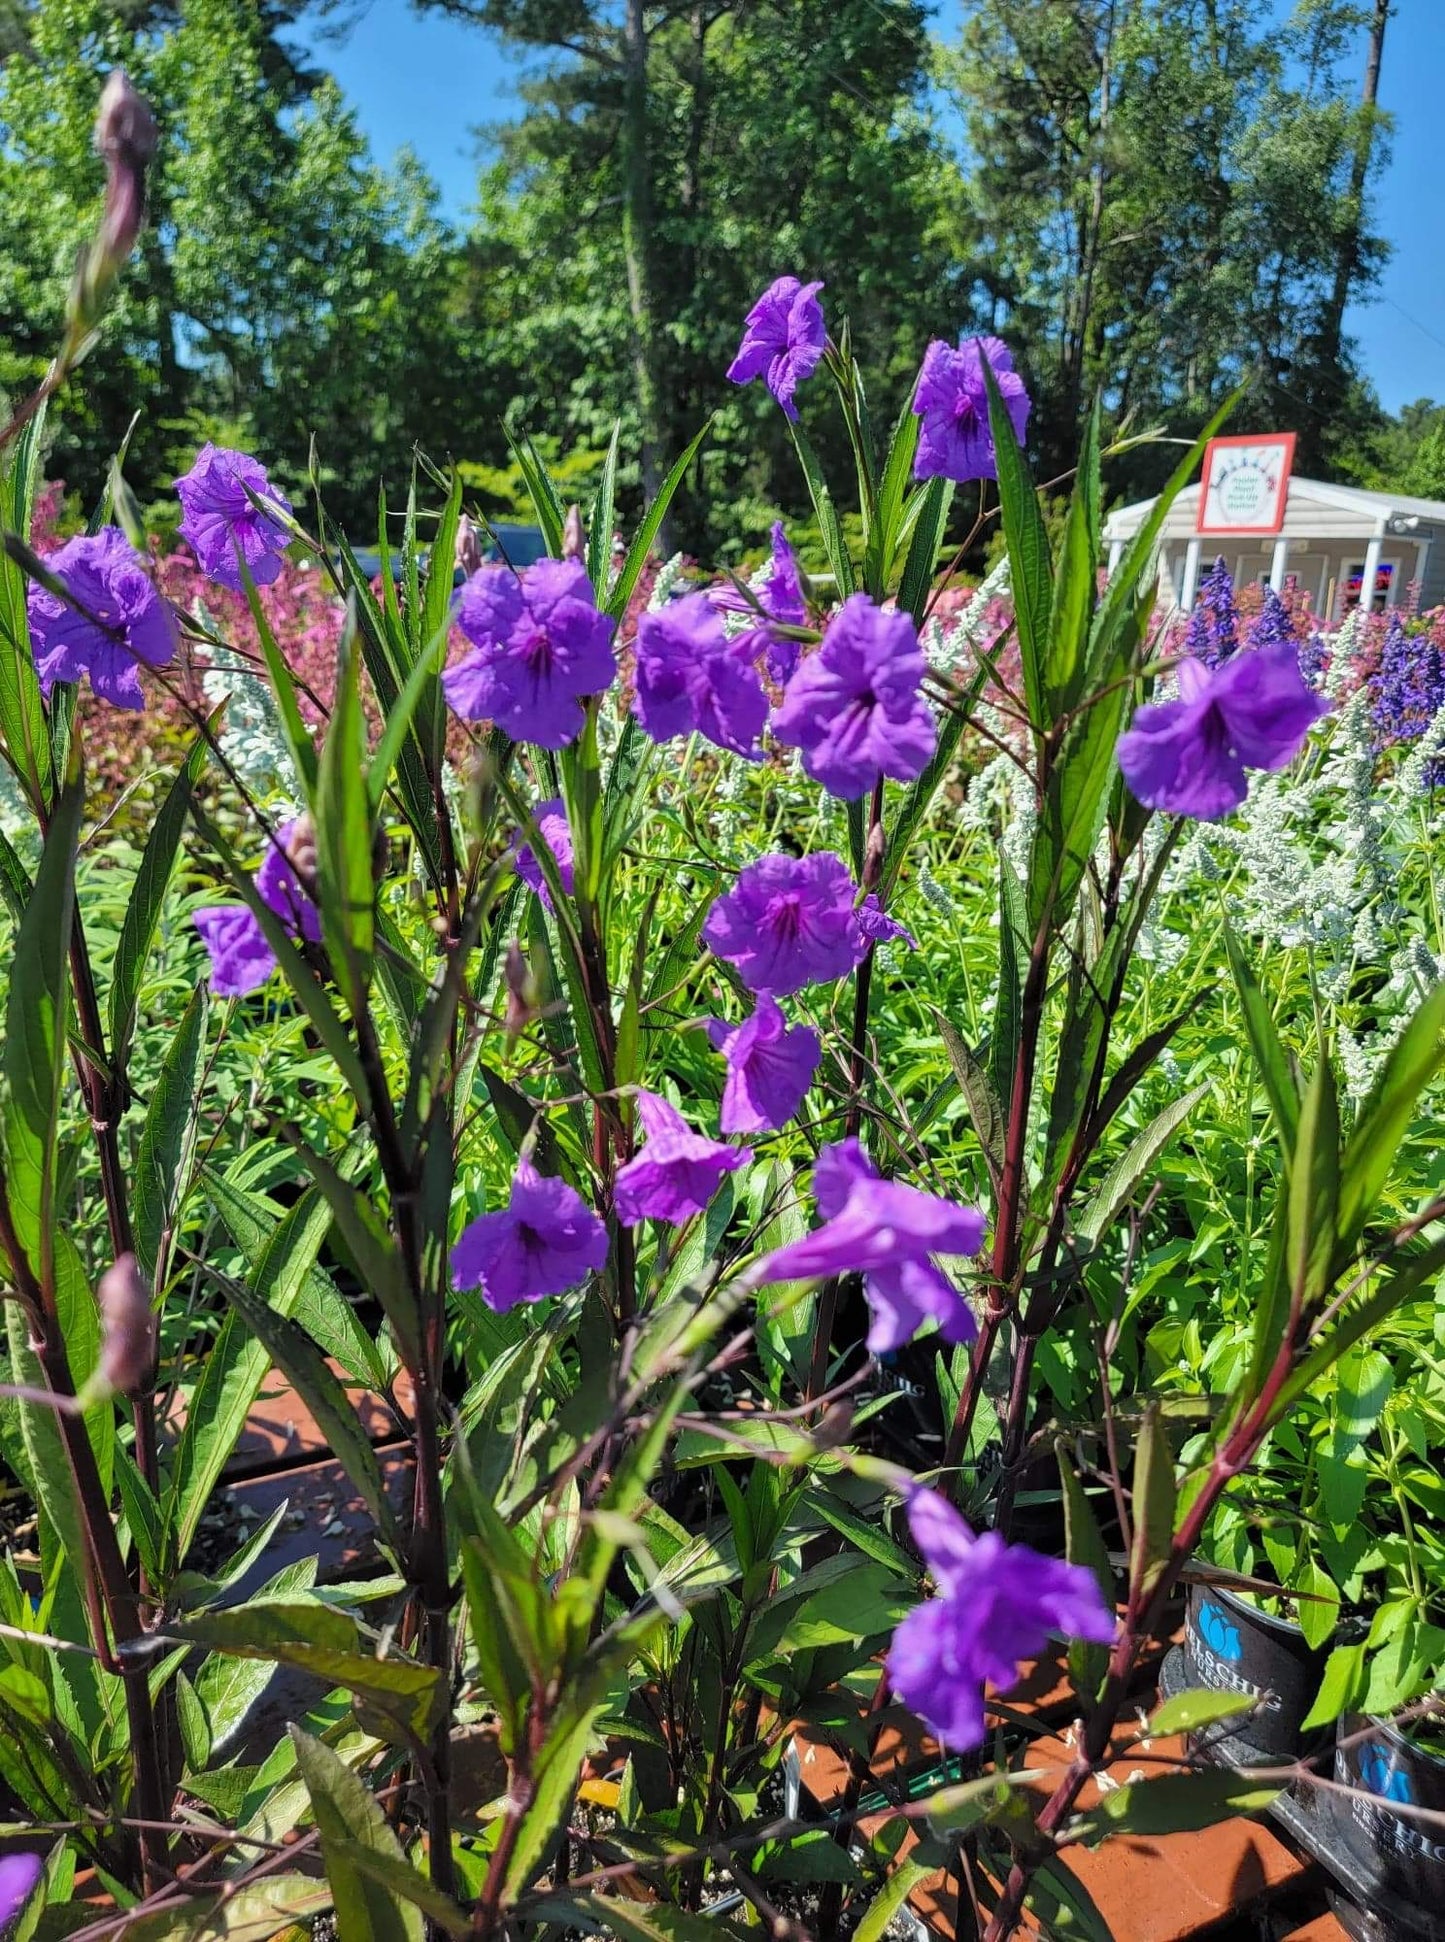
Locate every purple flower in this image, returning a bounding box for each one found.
[615,1091,752,1227]
[773,595,935,799]
[26,527,177,709]
[856,894,918,951]
[887,1487,1115,1750]
[1184,557,1239,671]
[707,994,821,1136]
[513,798,574,911]
[1117,643,1331,821]
[634,594,768,758]
[1372,613,1445,750]
[175,444,292,592]
[452,1157,608,1311]
[719,524,808,684]
[703,852,867,996]
[0,1854,42,1930]
[1245,586,1296,656]
[752,1140,984,1354]
[913,336,1030,484]
[193,817,322,997]
[726,277,826,421]
[443,558,617,749]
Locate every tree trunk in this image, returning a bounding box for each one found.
[620,0,668,517]
[1318,0,1389,387]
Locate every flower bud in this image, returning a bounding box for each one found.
[503,939,538,1045]
[562,505,586,562]
[69,72,158,342]
[98,1254,156,1397]
[455,514,484,580]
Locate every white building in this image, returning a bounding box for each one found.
[1102,476,1445,619]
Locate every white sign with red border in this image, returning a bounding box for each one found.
[1197,433,1296,537]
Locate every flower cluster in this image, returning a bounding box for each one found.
[193,815,322,997]
[27,528,177,709]
[1183,556,1239,670]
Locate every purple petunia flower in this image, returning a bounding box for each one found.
[913,335,1030,484]
[615,1091,752,1227]
[887,1487,1115,1750]
[634,594,769,758]
[451,1157,608,1311]
[444,558,617,749]
[0,1853,42,1930]
[175,444,292,592]
[856,894,918,952]
[26,527,177,709]
[1117,642,1331,821]
[193,817,323,998]
[726,277,826,422]
[707,993,821,1136]
[1183,556,1239,671]
[751,1140,984,1353]
[513,797,574,911]
[703,852,867,996]
[773,594,936,799]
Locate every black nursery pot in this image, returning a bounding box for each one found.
[1324,1715,1445,1908]
[1183,1581,1328,1760]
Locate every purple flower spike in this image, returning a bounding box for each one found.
[444,558,617,750]
[888,1486,1115,1750]
[856,894,918,951]
[1117,642,1330,821]
[26,528,177,709]
[193,817,322,998]
[175,444,292,592]
[913,335,1030,485]
[615,1091,752,1227]
[634,593,769,758]
[703,852,866,996]
[708,993,821,1136]
[0,1853,42,1930]
[752,1140,984,1354]
[726,276,826,421]
[452,1157,608,1311]
[773,594,936,799]
[513,797,574,912]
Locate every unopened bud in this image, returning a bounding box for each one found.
[283,811,318,887]
[562,505,586,562]
[98,1254,156,1397]
[455,514,483,580]
[503,939,538,1045]
[69,72,158,342]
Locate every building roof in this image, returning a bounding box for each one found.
[1102,475,1445,543]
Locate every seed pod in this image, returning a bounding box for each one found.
[98,1254,156,1397]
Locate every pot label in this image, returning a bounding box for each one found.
[1346,1741,1445,1864]
[1186,1602,1283,1713]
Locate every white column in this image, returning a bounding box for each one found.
[1106,539,1123,578]
[1414,539,1430,608]
[1384,552,1401,610]
[1180,538,1203,610]
[1361,533,1383,613]
[1268,537,1290,593]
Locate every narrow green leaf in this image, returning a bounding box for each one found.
[132,984,208,1283]
[1337,981,1445,1247]
[987,853,1028,1111]
[1058,1453,1116,1702]
[1071,1769,1277,1843]
[0,410,54,807]
[608,419,713,619]
[1149,1688,1258,1737]
[504,425,566,557]
[895,476,953,625]
[983,360,1051,730]
[1224,928,1299,1147]
[1044,398,1102,715]
[787,421,855,598]
[1128,1405,1176,1602]
[316,614,376,1010]
[236,555,318,796]
[1288,1057,1342,1303]
[1077,1085,1208,1242]
[291,1728,423,1942]
[863,390,921,598]
[588,423,621,598]
[932,1007,1005,1189]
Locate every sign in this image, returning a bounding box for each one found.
[1197,433,1295,537]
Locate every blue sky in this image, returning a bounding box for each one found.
[299,0,1445,415]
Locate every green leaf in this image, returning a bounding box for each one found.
[200,1255,400,1553]
[235,555,319,797]
[0,411,54,807]
[1302,1641,1367,1731]
[862,389,921,598]
[881,659,989,900]
[103,1875,332,1942]
[1336,1345,1393,1442]
[1058,1454,1116,1702]
[1044,396,1102,716]
[854,1859,933,1942]
[1024,1856,1116,1942]
[987,852,1028,1112]
[1294,1557,1340,1651]
[1287,1056,1341,1304]
[895,476,953,625]
[1337,981,1445,1247]
[277,1136,419,1366]
[177,1602,444,1750]
[504,425,566,556]
[4,760,81,1288]
[1128,1405,1176,1603]
[291,1729,424,1942]
[787,420,855,598]
[316,615,376,1010]
[1077,1085,1208,1242]
[132,984,208,1284]
[588,423,621,599]
[932,1008,1005,1190]
[1070,1769,1277,1844]
[1223,928,1300,1148]
[983,359,1051,731]
[1149,1688,1258,1736]
[555,1898,727,1941]
[608,420,712,619]
[108,727,210,1073]
[1272,1231,1445,1425]
[114,1443,165,1588]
